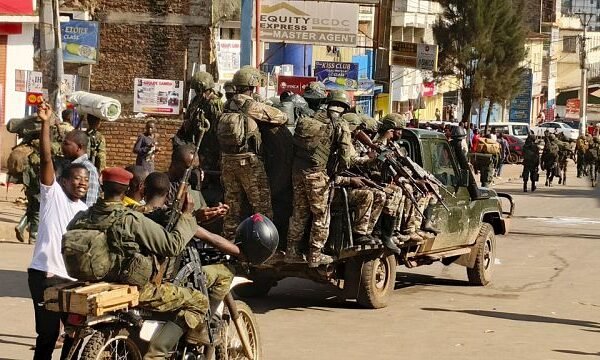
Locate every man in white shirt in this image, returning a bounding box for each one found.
[27,103,89,360]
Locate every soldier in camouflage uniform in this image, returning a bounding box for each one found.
[302,81,328,112]
[218,66,287,241]
[86,114,107,173]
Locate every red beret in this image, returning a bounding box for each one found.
[102,167,133,186]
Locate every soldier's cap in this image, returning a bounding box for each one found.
[341,113,362,132]
[102,167,133,186]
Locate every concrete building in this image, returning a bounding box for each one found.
[0,1,36,168]
[563,0,600,31]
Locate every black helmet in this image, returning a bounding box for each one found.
[451,126,467,139]
[235,214,279,265]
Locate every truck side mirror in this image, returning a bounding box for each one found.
[459,169,470,187]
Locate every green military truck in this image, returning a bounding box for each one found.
[237,128,514,309]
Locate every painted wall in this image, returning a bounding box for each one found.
[4,24,34,125]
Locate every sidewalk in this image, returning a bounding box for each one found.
[0,182,27,243]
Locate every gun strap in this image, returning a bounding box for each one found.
[152,256,168,286]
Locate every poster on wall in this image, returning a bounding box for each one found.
[26,71,43,93]
[217,40,241,81]
[61,20,100,64]
[134,78,183,114]
[15,70,27,92]
[314,61,358,90]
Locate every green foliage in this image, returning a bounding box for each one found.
[434,0,528,123]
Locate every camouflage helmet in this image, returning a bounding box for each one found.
[341,113,362,132]
[191,71,215,92]
[326,90,351,109]
[223,81,235,93]
[548,133,556,141]
[303,81,327,99]
[232,66,261,87]
[594,136,600,143]
[380,113,406,131]
[359,114,379,133]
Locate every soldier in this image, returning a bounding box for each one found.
[576,134,589,177]
[217,66,287,241]
[286,90,380,266]
[66,167,207,359]
[522,134,540,192]
[541,133,560,187]
[223,80,235,107]
[174,71,223,178]
[86,114,106,173]
[302,81,327,112]
[585,137,600,186]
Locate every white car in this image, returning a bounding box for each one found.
[530,121,579,141]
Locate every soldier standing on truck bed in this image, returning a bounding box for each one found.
[217,66,287,241]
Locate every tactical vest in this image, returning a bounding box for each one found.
[217,99,261,154]
[62,207,153,287]
[293,112,336,170]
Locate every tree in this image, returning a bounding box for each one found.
[434,0,527,125]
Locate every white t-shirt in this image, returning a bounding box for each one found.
[29,180,88,280]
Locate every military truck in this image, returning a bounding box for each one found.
[236,128,514,309]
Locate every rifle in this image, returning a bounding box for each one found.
[341,169,385,191]
[400,154,454,209]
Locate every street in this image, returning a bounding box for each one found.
[0,164,599,359]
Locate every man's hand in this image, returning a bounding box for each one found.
[195,203,229,224]
[37,102,53,123]
[182,193,195,214]
[349,177,365,188]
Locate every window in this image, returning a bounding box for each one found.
[430,140,458,187]
[563,36,577,53]
[491,125,509,134]
[512,125,530,136]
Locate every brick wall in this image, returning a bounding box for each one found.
[101,116,182,171]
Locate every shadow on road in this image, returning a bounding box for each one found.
[553,349,600,357]
[395,272,469,290]
[0,270,30,298]
[421,307,600,330]
[0,333,34,348]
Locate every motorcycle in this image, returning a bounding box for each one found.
[59,239,262,360]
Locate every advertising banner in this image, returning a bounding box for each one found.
[217,40,241,81]
[509,69,533,123]
[259,0,358,46]
[565,99,580,119]
[391,42,438,71]
[134,78,183,114]
[277,75,316,95]
[422,81,435,97]
[61,20,100,64]
[26,71,43,93]
[314,61,358,90]
[26,92,45,106]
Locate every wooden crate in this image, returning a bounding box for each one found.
[44,282,139,316]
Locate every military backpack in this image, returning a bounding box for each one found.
[62,208,153,287]
[293,114,336,169]
[217,100,261,154]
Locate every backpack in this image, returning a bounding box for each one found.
[62,208,153,286]
[293,115,335,169]
[7,144,34,178]
[476,138,501,155]
[217,102,261,154]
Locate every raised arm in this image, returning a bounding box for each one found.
[38,103,55,186]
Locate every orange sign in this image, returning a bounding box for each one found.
[26,92,44,106]
[565,98,580,119]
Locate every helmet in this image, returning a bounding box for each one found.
[341,113,362,132]
[326,90,351,109]
[191,71,215,92]
[359,114,379,133]
[548,133,556,141]
[380,113,406,132]
[235,213,279,265]
[232,66,261,87]
[223,81,235,93]
[280,91,294,102]
[303,81,327,99]
[451,126,467,139]
[594,136,600,143]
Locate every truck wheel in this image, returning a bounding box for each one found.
[356,254,397,309]
[467,223,495,286]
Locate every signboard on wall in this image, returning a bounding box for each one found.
[391,42,438,71]
[277,75,316,95]
[26,71,43,93]
[217,40,241,81]
[134,78,183,114]
[565,98,580,119]
[259,0,359,46]
[509,69,533,122]
[61,20,100,64]
[314,61,358,90]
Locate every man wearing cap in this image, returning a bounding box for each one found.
[66,166,208,359]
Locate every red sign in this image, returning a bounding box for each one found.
[422,81,435,97]
[26,92,44,106]
[565,98,580,119]
[277,75,316,95]
[0,0,34,15]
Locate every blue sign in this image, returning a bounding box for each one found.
[314,61,359,90]
[509,69,533,123]
[61,20,100,64]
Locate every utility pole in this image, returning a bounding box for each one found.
[576,12,594,135]
[38,0,64,118]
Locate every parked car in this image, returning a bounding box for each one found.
[530,121,579,141]
[504,134,524,164]
[486,122,530,140]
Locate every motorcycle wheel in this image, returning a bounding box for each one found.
[80,328,142,360]
[217,300,263,360]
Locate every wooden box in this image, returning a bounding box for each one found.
[44,282,139,316]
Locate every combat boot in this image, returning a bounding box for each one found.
[420,206,440,235]
[380,214,401,255]
[307,249,333,268]
[353,233,378,246]
[146,321,185,360]
[14,215,28,243]
[531,182,537,192]
[523,181,528,192]
[284,247,306,264]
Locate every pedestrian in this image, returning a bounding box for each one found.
[85,114,106,173]
[61,129,99,206]
[496,132,510,176]
[471,128,481,152]
[133,120,159,173]
[122,165,148,208]
[27,102,89,360]
[537,110,545,125]
[522,134,540,192]
[435,108,441,121]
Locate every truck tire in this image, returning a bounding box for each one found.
[356,253,397,309]
[467,223,495,286]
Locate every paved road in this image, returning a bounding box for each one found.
[1,164,599,359]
